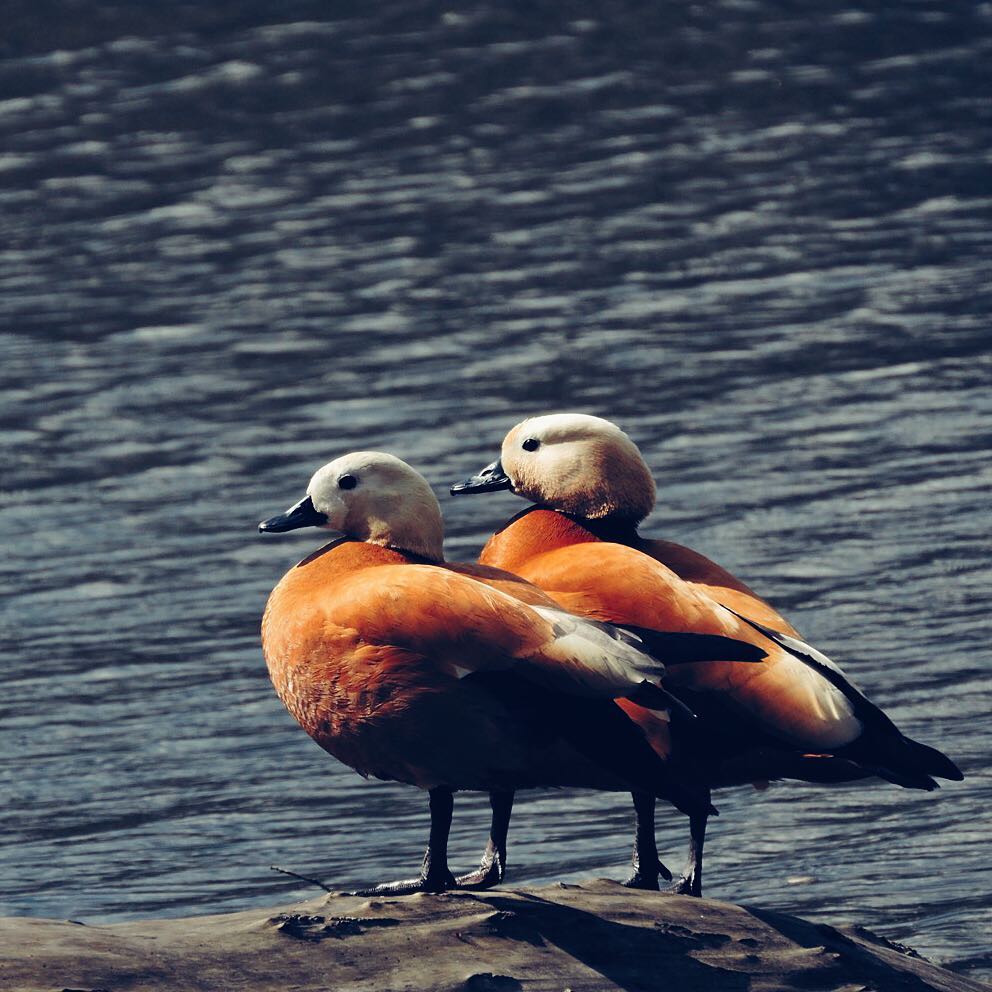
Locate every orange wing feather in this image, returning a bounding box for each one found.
[261,540,703,798]
[479,513,862,752]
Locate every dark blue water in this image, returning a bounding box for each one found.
[1,1,990,981]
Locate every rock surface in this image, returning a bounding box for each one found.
[2,879,987,992]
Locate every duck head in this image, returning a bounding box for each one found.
[451,413,656,524]
[260,451,445,562]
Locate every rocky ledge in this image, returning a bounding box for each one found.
[2,879,987,992]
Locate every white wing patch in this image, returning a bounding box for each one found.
[780,660,862,746]
[529,605,667,696]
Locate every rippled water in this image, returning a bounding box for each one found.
[1,0,990,981]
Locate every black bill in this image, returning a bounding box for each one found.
[450,459,512,495]
[258,495,328,533]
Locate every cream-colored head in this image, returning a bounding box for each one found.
[499,413,656,523]
[260,451,445,561]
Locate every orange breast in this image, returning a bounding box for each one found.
[260,539,675,791]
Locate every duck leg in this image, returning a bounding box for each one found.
[622,792,673,889]
[348,787,457,896]
[668,795,709,897]
[456,790,514,889]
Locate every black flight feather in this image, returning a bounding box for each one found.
[725,609,963,785]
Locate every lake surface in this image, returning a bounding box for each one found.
[1,0,990,980]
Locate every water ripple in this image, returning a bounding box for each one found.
[1,0,989,982]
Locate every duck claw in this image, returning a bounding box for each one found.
[455,849,506,890]
[622,856,673,890]
[346,869,457,897]
[667,873,701,897]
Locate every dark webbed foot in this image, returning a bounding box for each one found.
[347,787,457,896]
[667,871,702,897]
[347,865,457,897]
[622,857,673,890]
[455,843,506,890]
[455,790,514,891]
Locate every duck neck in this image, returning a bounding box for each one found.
[387,542,445,565]
[479,505,639,573]
[562,511,640,545]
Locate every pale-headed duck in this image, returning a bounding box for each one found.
[452,413,962,895]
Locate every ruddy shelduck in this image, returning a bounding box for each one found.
[259,451,764,894]
[452,413,963,895]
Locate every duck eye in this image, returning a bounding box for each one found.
[522,437,540,452]
[338,474,357,490]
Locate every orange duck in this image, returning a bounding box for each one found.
[259,451,763,894]
[452,413,962,895]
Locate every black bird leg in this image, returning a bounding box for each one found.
[348,787,457,896]
[622,791,673,889]
[456,789,514,889]
[669,794,709,897]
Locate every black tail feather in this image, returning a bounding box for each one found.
[724,608,964,787]
[620,627,767,666]
[900,737,964,782]
[860,762,940,792]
